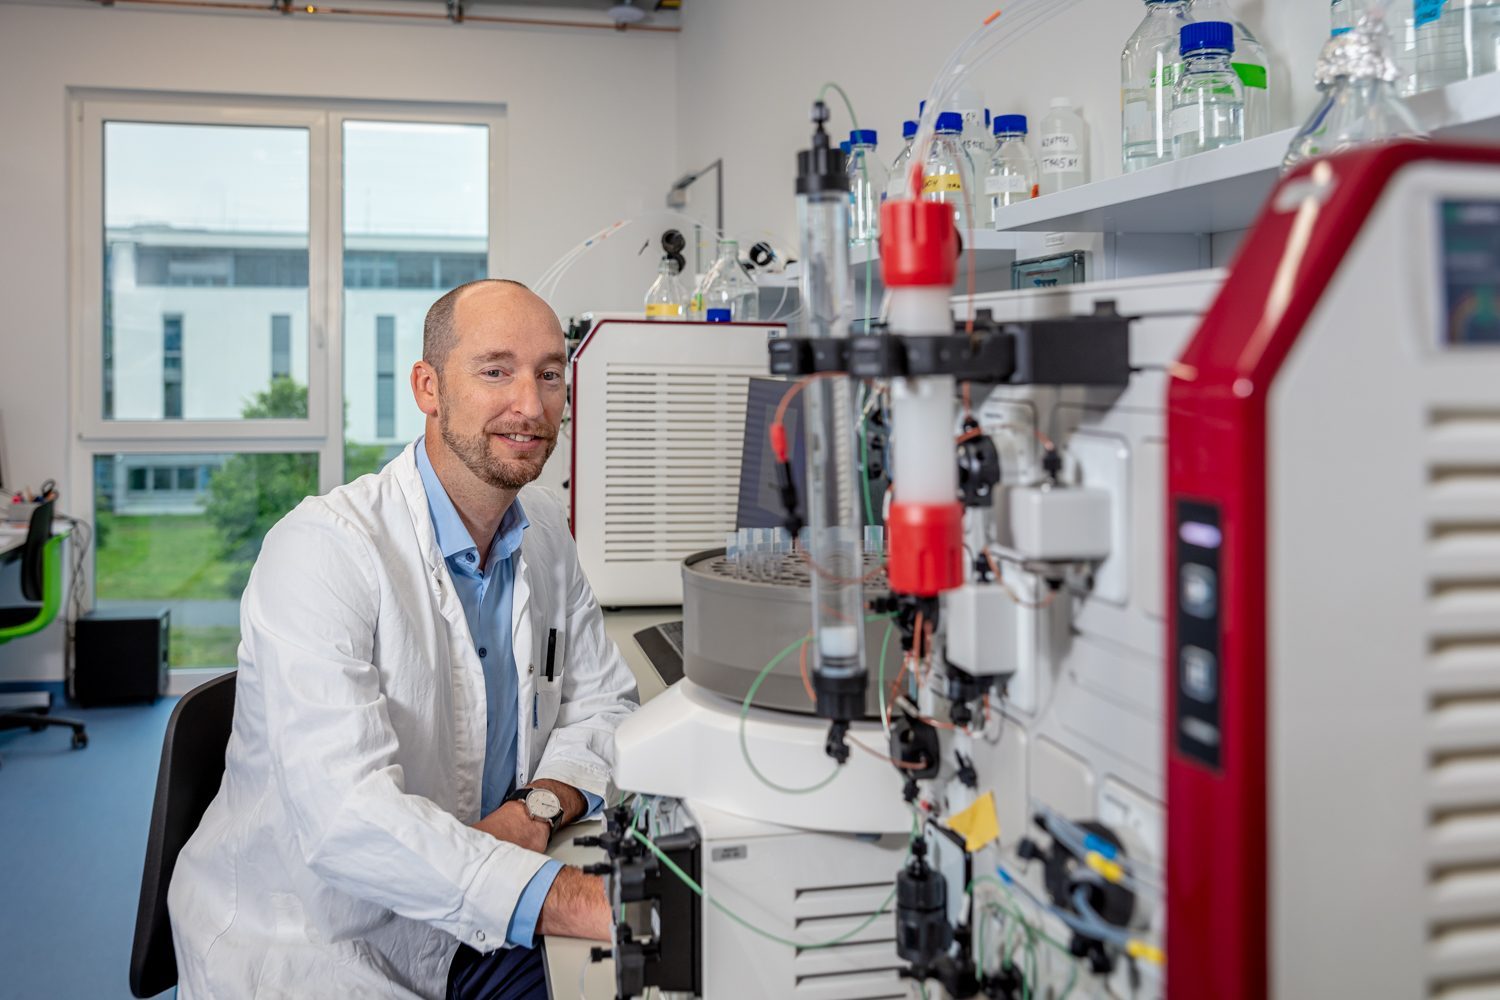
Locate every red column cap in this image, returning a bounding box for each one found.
[885,500,965,596]
[879,200,958,288]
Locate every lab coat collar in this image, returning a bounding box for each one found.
[413,436,529,566]
[392,441,446,577]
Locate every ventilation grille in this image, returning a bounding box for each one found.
[601,364,757,564]
[789,882,903,999]
[1425,409,1500,995]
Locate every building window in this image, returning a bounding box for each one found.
[103,245,115,419]
[343,250,485,289]
[163,314,184,419]
[271,314,292,379]
[376,315,396,440]
[439,254,488,287]
[130,245,309,287]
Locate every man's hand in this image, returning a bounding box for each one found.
[474,801,550,854]
[537,866,612,941]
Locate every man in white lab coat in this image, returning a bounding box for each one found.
[168,279,640,999]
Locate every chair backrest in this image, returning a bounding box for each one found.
[130,671,237,998]
[19,498,54,603]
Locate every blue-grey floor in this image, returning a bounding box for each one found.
[0,697,178,999]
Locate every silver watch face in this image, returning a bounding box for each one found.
[526,788,563,821]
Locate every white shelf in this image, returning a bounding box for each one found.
[990,72,1500,238]
[992,129,1293,235]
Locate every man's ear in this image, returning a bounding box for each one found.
[411,361,440,418]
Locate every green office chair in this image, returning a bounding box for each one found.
[0,499,87,753]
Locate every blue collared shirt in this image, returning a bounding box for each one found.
[415,439,575,950]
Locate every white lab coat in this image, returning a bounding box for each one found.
[168,441,639,999]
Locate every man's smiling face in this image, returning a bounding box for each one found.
[434,281,567,491]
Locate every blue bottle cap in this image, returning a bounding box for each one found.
[935,112,963,134]
[1180,20,1235,55]
[850,129,878,147]
[902,119,918,140]
[706,308,732,323]
[993,114,1028,136]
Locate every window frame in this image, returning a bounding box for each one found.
[73,97,333,443]
[68,91,507,642]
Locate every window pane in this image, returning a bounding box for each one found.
[93,451,317,669]
[342,121,488,481]
[104,122,310,422]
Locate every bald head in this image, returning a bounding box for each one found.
[412,277,568,495]
[423,278,553,374]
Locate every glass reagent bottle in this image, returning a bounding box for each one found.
[985,114,1038,226]
[1171,20,1246,160]
[1123,0,1191,172]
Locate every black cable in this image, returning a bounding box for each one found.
[56,512,94,700]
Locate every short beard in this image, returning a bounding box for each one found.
[438,397,557,492]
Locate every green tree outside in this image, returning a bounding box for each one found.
[202,376,385,590]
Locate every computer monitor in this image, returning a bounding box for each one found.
[735,378,804,531]
[734,377,886,532]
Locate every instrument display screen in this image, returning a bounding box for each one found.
[1440,200,1500,346]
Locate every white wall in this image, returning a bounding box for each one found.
[0,0,679,682]
[675,0,1331,245]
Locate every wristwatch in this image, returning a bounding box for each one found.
[504,786,564,832]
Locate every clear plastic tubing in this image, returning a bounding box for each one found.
[797,102,865,719]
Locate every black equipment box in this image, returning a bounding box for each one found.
[72,608,169,705]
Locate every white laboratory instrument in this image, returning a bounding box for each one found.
[569,319,784,606]
[595,141,1500,1000]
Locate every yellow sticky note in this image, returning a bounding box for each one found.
[944,791,1000,853]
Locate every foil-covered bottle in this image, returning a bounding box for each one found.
[1284,11,1426,171]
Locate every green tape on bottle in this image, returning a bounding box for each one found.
[1233,62,1268,90]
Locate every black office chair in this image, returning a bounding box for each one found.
[129,671,236,999]
[0,499,87,755]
